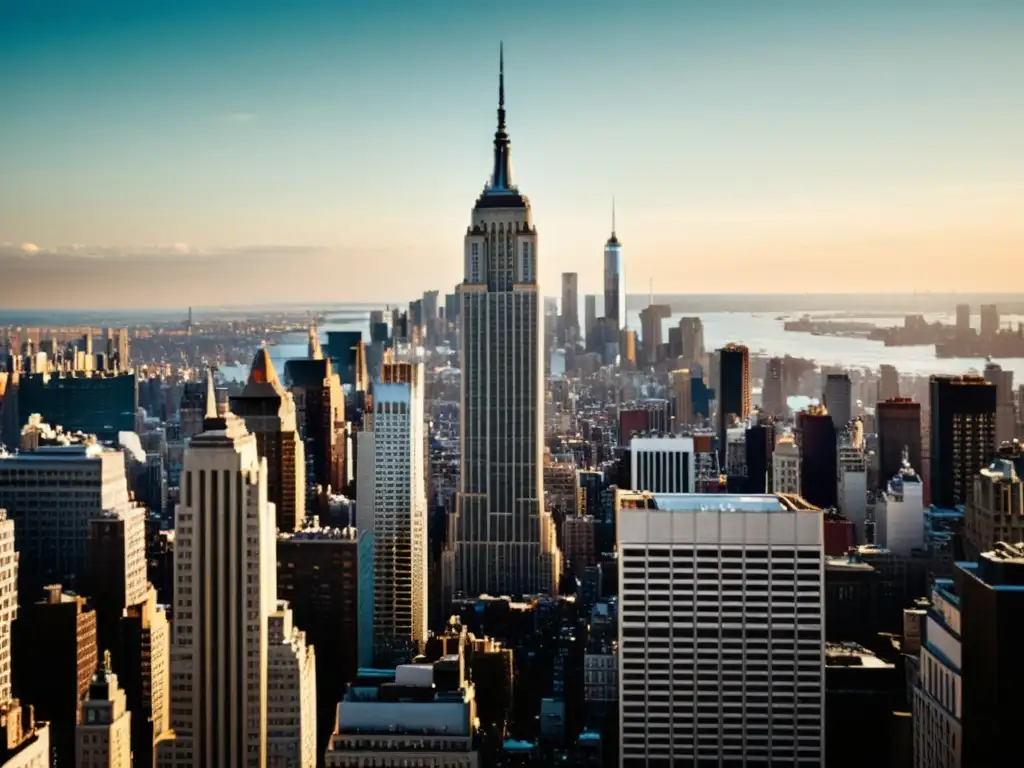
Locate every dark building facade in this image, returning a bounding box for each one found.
[876,398,922,491]
[717,344,750,463]
[17,371,137,441]
[797,406,838,509]
[956,543,1024,767]
[276,527,373,760]
[12,585,97,764]
[930,375,996,508]
[285,354,346,496]
[745,421,775,494]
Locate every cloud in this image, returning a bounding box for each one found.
[20,242,40,253]
[227,112,256,123]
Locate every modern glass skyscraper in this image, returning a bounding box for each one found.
[452,45,560,598]
[603,201,625,331]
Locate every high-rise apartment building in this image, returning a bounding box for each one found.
[75,653,132,768]
[86,505,148,655]
[678,317,705,366]
[876,398,922,493]
[0,511,14,705]
[117,586,170,768]
[584,295,598,351]
[422,290,440,345]
[773,433,801,496]
[964,459,1023,558]
[277,526,373,758]
[762,357,786,418]
[358,361,427,662]
[930,375,996,508]
[983,362,1016,447]
[956,542,1024,767]
[161,405,278,767]
[878,364,900,402]
[178,376,209,440]
[875,459,925,555]
[229,348,306,532]
[617,490,825,766]
[797,406,838,509]
[267,602,317,768]
[285,344,346,497]
[0,442,135,600]
[979,304,1000,337]
[630,436,695,493]
[669,369,694,431]
[453,47,560,598]
[716,344,751,463]
[838,444,868,543]
[560,272,579,344]
[825,373,853,429]
[638,304,671,366]
[12,585,98,763]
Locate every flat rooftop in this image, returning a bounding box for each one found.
[625,492,820,513]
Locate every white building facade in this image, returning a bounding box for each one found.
[267,602,317,768]
[876,465,925,556]
[630,437,695,494]
[359,363,428,661]
[75,655,132,768]
[773,434,802,496]
[617,491,825,766]
[160,409,278,768]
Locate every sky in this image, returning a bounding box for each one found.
[1,0,1023,308]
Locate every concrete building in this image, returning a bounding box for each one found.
[617,491,825,766]
[638,304,671,366]
[267,602,317,768]
[716,344,750,464]
[0,512,14,705]
[797,405,838,509]
[983,362,1016,447]
[957,542,1024,766]
[453,46,560,598]
[177,377,208,440]
[965,459,1023,559]
[86,504,148,654]
[324,659,479,767]
[230,348,306,532]
[838,444,868,542]
[0,704,50,768]
[12,585,98,763]
[824,373,853,429]
[277,525,373,758]
[560,272,579,345]
[876,457,925,556]
[0,442,134,600]
[359,361,428,663]
[284,346,346,498]
[75,653,132,768]
[161,405,278,767]
[913,580,962,768]
[773,432,801,496]
[678,317,705,367]
[876,398,922,493]
[762,356,786,419]
[561,515,597,576]
[629,436,695,494]
[878,364,900,402]
[669,369,694,430]
[116,586,170,768]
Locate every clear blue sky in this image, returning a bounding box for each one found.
[1,0,1022,307]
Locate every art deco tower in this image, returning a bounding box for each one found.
[453,45,560,598]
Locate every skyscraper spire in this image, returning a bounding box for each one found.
[490,42,513,191]
[204,367,217,421]
[607,196,620,246]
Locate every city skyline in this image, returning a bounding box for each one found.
[2,0,1024,307]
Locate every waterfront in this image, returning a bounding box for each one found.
[222,307,1024,382]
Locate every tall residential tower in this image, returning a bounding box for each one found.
[453,46,560,598]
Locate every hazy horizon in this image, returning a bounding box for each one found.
[3,0,1023,308]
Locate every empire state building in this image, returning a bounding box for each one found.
[452,45,560,598]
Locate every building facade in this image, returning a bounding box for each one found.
[629,436,695,494]
[929,375,996,509]
[267,602,317,768]
[161,407,278,767]
[359,362,428,662]
[229,349,306,532]
[617,491,825,766]
[965,459,1023,558]
[75,654,132,768]
[453,47,560,598]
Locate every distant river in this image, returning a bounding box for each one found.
[220,308,1024,382]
